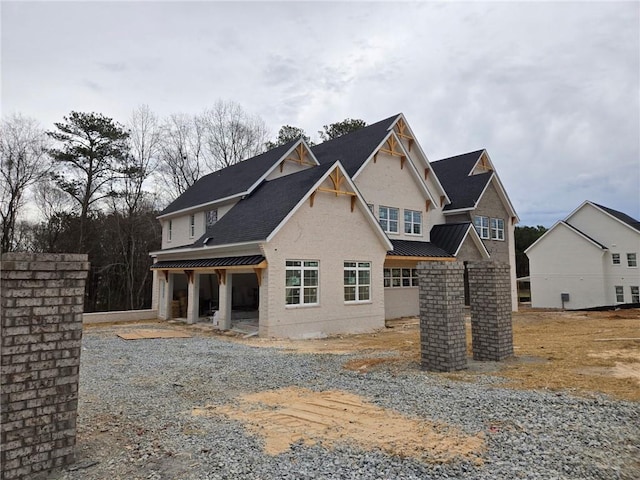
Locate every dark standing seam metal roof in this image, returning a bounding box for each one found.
[429,222,472,255]
[430,150,492,211]
[387,239,453,258]
[159,139,301,216]
[151,255,265,269]
[592,203,640,232]
[188,163,334,247]
[312,115,399,176]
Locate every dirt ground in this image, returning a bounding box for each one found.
[226,308,640,402]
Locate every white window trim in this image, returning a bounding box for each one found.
[612,253,621,265]
[168,220,173,242]
[627,253,637,268]
[189,214,195,238]
[474,216,489,239]
[285,260,319,307]
[491,218,505,241]
[379,206,399,234]
[404,209,422,236]
[614,285,624,303]
[344,261,372,304]
[384,268,419,288]
[631,286,639,303]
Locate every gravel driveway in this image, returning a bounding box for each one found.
[48,325,639,480]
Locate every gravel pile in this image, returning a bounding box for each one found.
[49,326,639,480]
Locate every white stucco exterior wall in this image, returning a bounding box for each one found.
[260,189,388,338]
[528,223,607,309]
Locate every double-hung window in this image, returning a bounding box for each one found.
[344,262,371,302]
[631,286,640,303]
[612,253,621,265]
[491,218,505,240]
[379,206,399,234]
[615,286,624,303]
[627,253,637,267]
[168,220,173,242]
[474,216,489,239]
[285,260,319,306]
[404,210,422,235]
[189,214,196,238]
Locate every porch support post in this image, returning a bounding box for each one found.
[186,271,200,324]
[218,272,232,330]
[161,272,174,320]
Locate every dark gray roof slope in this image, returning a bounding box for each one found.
[186,163,334,248]
[312,115,399,176]
[160,139,300,216]
[431,150,491,211]
[593,203,640,232]
[387,239,453,258]
[430,222,472,255]
[151,255,265,269]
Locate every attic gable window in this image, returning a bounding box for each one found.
[206,209,218,227]
[189,214,195,238]
[168,220,173,242]
[474,216,489,239]
[404,210,422,235]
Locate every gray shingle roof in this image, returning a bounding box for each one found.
[592,203,640,232]
[312,115,399,176]
[430,150,491,211]
[429,222,472,255]
[160,139,300,216]
[187,163,334,248]
[151,255,265,269]
[387,239,453,258]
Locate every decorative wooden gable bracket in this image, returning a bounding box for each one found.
[374,135,407,168]
[440,195,446,207]
[185,270,194,284]
[253,268,262,286]
[214,269,226,285]
[280,143,316,172]
[425,199,432,211]
[312,167,358,212]
[475,153,492,172]
[424,168,430,181]
[394,118,414,151]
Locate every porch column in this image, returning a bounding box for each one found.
[161,272,174,320]
[218,272,232,330]
[186,271,200,324]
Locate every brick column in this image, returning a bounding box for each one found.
[1,253,89,480]
[417,261,467,372]
[467,261,514,361]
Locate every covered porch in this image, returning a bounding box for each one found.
[151,255,266,330]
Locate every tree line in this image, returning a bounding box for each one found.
[0,101,366,312]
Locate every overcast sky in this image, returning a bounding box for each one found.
[2,1,639,226]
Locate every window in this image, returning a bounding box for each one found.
[612,253,621,265]
[491,218,505,240]
[168,220,173,242]
[189,214,195,238]
[631,286,639,303]
[383,268,419,288]
[379,206,399,233]
[615,286,624,303]
[627,253,637,267]
[474,216,489,239]
[404,210,422,235]
[285,260,319,306]
[206,209,218,227]
[344,262,371,302]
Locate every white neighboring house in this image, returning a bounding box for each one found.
[526,201,640,309]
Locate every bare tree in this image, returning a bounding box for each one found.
[200,100,269,170]
[156,113,205,199]
[0,114,51,252]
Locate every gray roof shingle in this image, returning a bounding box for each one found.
[430,150,491,211]
[160,139,300,216]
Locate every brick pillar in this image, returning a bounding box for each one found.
[467,261,514,361]
[417,261,467,372]
[1,253,89,480]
